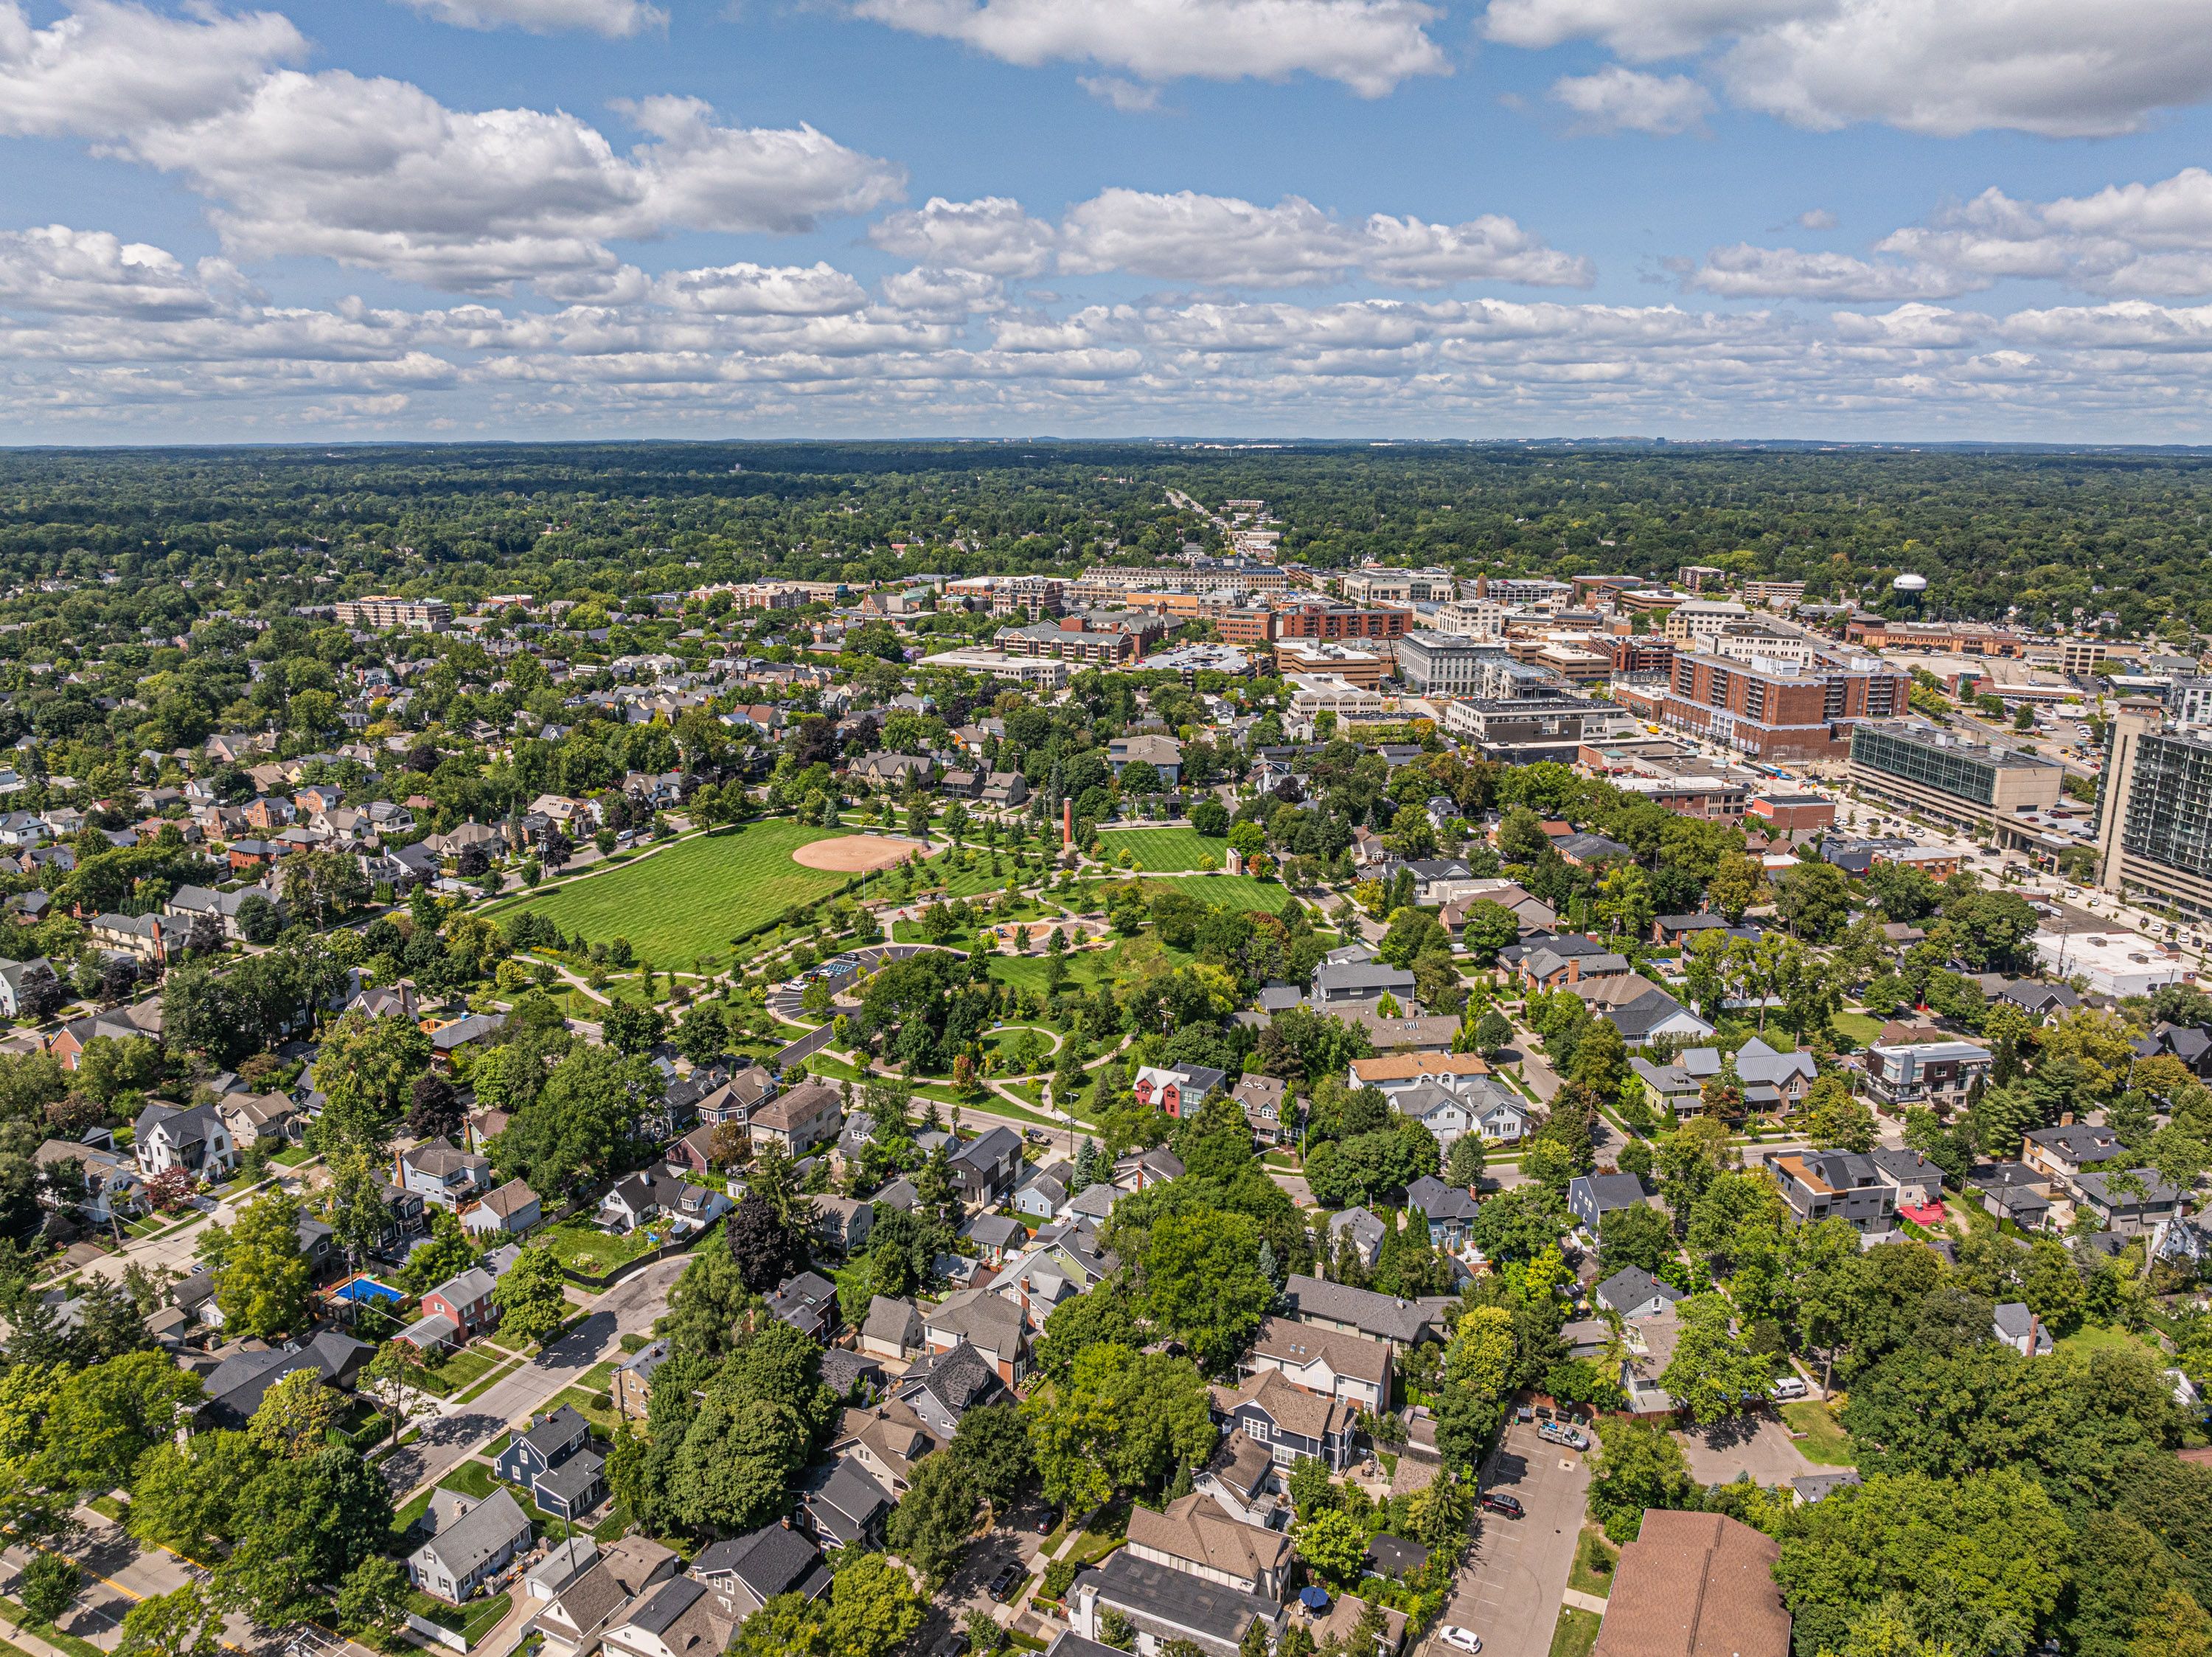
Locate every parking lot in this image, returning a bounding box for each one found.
[1424,1422,1591,1657]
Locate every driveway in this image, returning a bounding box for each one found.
[1672,1414,1821,1489]
[908,1517,1054,1652]
[1424,1422,1590,1657]
[380,1252,689,1497]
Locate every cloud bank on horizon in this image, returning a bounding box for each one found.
[7,0,2212,439]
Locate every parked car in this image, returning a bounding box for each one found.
[1481,1492,1525,1519]
[926,1634,969,1657]
[987,1563,1024,1602]
[1439,1628,1484,1653]
[1771,1375,1808,1401]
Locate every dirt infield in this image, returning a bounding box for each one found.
[790,834,923,872]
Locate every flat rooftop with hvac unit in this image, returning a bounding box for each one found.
[1846,719,2064,846]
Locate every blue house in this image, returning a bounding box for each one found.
[493,1406,605,1521]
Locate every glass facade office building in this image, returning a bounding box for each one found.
[1849,723,2006,806]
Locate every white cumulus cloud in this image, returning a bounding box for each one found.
[1550,66,1715,133]
[398,0,665,35]
[0,224,251,317]
[846,0,1450,97]
[0,0,303,139]
[1481,0,2212,138]
[1684,243,1969,299]
[869,197,1059,277]
[1057,189,1592,288]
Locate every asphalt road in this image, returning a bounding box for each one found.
[379,1252,689,1498]
[1425,1423,1591,1657]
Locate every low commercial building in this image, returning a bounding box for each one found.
[2031,930,2192,998]
[1847,720,2064,846]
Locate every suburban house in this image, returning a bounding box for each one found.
[894,1340,1007,1440]
[2072,1167,2183,1234]
[947,1126,1023,1205]
[1595,1266,1687,1321]
[1132,1064,1228,1119]
[1994,1302,2056,1355]
[597,1167,729,1235]
[859,1296,926,1363]
[1403,1175,1481,1253]
[35,1138,145,1226]
[531,1537,681,1657]
[798,1459,892,1552]
[1348,1051,1492,1105]
[612,1338,669,1424]
[1231,1074,1290,1144]
[1326,1206,1386,1270]
[494,1405,607,1522]
[766,1271,839,1341]
[1771,1151,1899,1234]
[810,1195,874,1256]
[1211,1368,1355,1470]
[1242,1315,1392,1413]
[599,1576,733,1657]
[0,957,58,1018]
[2022,1121,2126,1190]
[1124,1492,1292,1603]
[408,1487,533,1603]
[1279,1274,1450,1354]
[218,1089,303,1151]
[690,1526,830,1626]
[428,1012,509,1071]
[1869,1147,1945,1217]
[922,1288,1027,1384]
[398,1137,493,1209]
[1966,1162,2056,1230]
[413,1264,500,1347]
[1568,1172,1649,1234]
[748,1082,842,1158]
[463,1178,542,1237]
[133,1102,237,1181]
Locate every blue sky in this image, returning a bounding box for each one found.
[5,0,2212,440]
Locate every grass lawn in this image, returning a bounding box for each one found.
[1095,825,1224,872]
[408,1590,511,1647]
[0,1594,107,1657]
[487,820,853,968]
[440,1460,498,1498]
[1136,873,1304,915]
[1831,1010,1887,1045]
[989,951,1114,998]
[420,1345,501,1397]
[538,1221,656,1276]
[1568,1528,1618,1599]
[556,1384,617,1432]
[1549,1606,1601,1657]
[2057,1322,2166,1363]
[1781,1400,1857,1467]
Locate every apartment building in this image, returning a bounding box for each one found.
[1394,631,1512,695]
[333,595,454,630]
[1663,647,1907,760]
[1661,600,1753,645]
[2097,712,2212,919]
[1273,600,1409,642]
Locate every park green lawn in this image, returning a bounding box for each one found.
[988,951,1116,998]
[487,821,851,968]
[1137,873,1303,915]
[1096,825,1224,872]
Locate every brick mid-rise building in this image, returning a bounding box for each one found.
[1273,601,1409,642]
[1663,647,1907,761]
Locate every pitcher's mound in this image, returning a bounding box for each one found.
[793,835,922,872]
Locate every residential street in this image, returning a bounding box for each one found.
[379,1251,690,1498]
[1425,1422,1591,1657]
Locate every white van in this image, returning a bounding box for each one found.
[1770,1375,1808,1402]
